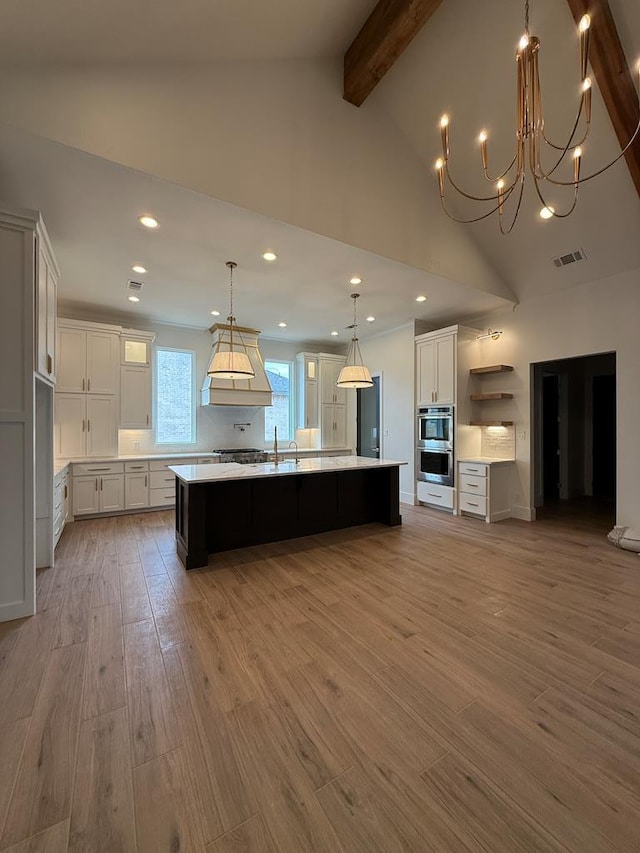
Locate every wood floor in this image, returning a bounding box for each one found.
[1,504,640,852]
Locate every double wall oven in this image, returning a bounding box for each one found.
[416,405,454,486]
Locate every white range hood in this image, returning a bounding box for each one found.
[201,323,273,407]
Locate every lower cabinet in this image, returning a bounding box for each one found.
[53,465,71,547]
[457,460,512,522]
[72,462,125,515]
[416,481,454,510]
[125,472,149,510]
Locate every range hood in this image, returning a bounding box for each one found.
[201,323,273,407]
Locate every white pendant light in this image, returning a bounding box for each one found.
[207,261,255,380]
[336,293,373,389]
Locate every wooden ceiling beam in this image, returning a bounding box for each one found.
[565,0,640,196]
[344,0,444,107]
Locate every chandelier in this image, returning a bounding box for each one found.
[336,293,373,388]
[207,261,255,380]
[434,0,640,233]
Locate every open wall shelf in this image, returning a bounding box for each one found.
[470,420,514,427]
[470,393,514,401]
[470,364,514,375]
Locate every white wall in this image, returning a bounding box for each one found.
[467,266,640,527]
[358,324,416,504]
[0,60,511,302]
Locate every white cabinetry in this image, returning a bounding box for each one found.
[319,354,347,449]
[125,471,149,510]
[72,462,124,515]
[57,324,120,394]
[56,320,121,458]
[416,330,455,405]
[0,206,59,620]
[36,241,59,384]
[120,329,155,429]
[457,460,512,522]
[55,394,118,458]
[296,353,319,430]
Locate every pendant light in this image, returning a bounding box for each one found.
[207,261,255,380]
[336,293,373,388]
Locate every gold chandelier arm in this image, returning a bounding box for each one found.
[498,175,526,235]
[531,171,579,218]
[540,116,640,186]
[442,161,519,202]
[437,178,520,223]
[481,153,518,184]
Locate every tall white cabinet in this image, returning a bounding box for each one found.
[319,354,347,449]
[1,204,58,621]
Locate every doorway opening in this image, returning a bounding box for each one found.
[357,375,381,459]
[532,352,615,529]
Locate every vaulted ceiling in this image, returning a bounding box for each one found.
[0,0,637,336]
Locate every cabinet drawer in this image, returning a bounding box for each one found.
[416,481,454,509]
[459,493,487,516]
[74,462,124,475]
[149,487,175,507]
[149,458,192,471]
[124,461,149,472]
[150,470,177,489]
[459,462,488,478]
[459,474,487,496]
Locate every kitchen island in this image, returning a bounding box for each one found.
[170,456,407,568]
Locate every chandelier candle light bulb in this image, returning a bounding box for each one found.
[434,0,640,232]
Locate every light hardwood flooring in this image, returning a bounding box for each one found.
[1,504,640,851]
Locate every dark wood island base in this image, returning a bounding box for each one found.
[174,465,402,569]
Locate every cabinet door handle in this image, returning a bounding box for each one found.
[64,485,67,499]
[146,414,149,425]
[82,378,85,391]
[100,477,103,490]
[82,420,85,432]
[47,354,53,374]
[87,467,110,472]
[87,378,91,391]
[87,420,91,432]
[145,475,147,486]
[95,478,98,491]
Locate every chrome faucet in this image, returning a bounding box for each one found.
[288,440,299,464]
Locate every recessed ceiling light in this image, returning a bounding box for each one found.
[366,316,375,322]
[278,322,287,328]
[539,206,555,220]
[210,310,221,316]
[262,251,277,262]
[330,330,339,336]
[128,295,140,303]
[139,215,159,229]
[350,276,362,285]
[132,265,147,274]
[416,295,427,302]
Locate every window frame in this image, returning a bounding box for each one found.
[264,358,295,444]
[154,345,197,445]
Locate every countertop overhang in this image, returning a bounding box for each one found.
[170,455,408,484]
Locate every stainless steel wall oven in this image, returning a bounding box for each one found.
[416,406,454,486]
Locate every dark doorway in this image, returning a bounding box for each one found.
[592,374,616,499]
[357,375,380,458]
[542,375,560,500]
[532,352,615,528]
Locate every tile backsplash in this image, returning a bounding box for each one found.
[480,425,516,458]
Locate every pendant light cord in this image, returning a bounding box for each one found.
[524,0,529,36]
[226,260,237,351]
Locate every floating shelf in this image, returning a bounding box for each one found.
[470,364,514,375]
[470,420,514,427]
[470,392,514,401]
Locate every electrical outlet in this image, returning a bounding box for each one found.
[133,441,140,450]
[517,429,526,440]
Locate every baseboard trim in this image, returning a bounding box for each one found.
[512,504,536,521]
[400,491,415,506]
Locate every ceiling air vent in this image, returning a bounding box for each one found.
[552,248,587,268]
[127,280,144,293]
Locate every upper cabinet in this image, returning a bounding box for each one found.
[121,329,153,366]
[296,353,319,430]
[120,329,155,429]
[416,330,455,406]
[320,355,346,405]
[35,229,59,385]
[57,321,120,395]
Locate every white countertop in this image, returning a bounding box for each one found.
[170,455,408,484]
[458,457,515,465]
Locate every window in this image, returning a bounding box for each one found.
[264,360,293,442]
[155,347,196,444]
